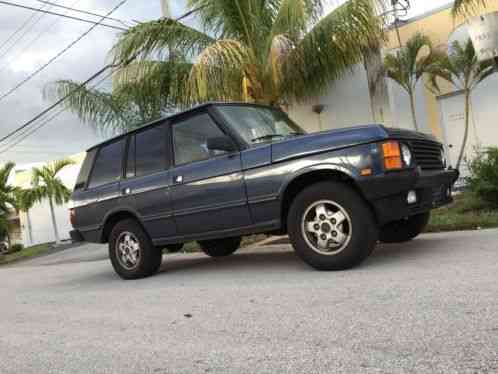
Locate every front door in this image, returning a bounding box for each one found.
[169,111,251,237]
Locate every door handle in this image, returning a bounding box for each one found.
[122,187,132,195]
[174,175,183,184]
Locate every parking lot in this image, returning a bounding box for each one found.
[1,229,497,374]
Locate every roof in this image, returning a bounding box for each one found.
[86,102,272,152]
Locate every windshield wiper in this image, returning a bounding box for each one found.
[251,133,303,143]
[251,134,285,143]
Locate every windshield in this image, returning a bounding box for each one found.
[216,105,306,145]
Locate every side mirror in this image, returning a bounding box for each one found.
[207,136,237,153]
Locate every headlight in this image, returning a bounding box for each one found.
[401,144,412,167]
[440,148,447,169]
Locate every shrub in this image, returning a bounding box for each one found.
[8,244,24,254]
[466,147,498,207]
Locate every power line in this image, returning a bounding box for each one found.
[0,0,129,103]
[35,0,135,28]
[0,1,51,62]
[0,4,41,53]
[0,6,204,152]
[0,0,83,74]
[0,70,112,154]
[0,0,128,32]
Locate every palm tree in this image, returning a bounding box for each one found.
[427,39,495,171]
[0,162,19,246]
[383,33,439,131]
[31,159,75,246]
[48,0,384,134]
[0,162,18,215]
[16,188,37,246]
[452,0,488,16]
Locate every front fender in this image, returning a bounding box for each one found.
[277,143,377,199]
[278,163,357,199]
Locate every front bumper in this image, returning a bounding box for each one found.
[358,168,459,226]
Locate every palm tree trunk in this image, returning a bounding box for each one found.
[48,197,61,246]
[408,91,419,131]
[456,91,471,171]
[25,210,33,245]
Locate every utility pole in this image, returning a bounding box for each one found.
[386,0,411,49]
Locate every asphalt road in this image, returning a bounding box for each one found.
[1,229,498,374]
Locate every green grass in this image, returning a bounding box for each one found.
[0,243,52,266]
[426,193,498,233]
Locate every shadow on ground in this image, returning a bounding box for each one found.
[54,235,455,288]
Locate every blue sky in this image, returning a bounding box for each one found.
[0,0,454,165]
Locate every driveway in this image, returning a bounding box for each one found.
[1,229,497,374]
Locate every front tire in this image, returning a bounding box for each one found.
[109,219,162,280]
[379,212,430,243]
[198,237,241,257]
[288,182,378,271]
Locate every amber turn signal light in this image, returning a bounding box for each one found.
[382,141,402,170]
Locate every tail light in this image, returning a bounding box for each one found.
[69,209,76,226]
[382,141,403,170]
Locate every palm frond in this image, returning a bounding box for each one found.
[114,59,193,112]
[112,17,214,64]
[44,80,129,135]
[383,32,433,93]
[188,39,249,102]
[452,0,488,17]
[280,0,382,102]
[270,0,321,42]
[0,162,15,188]
[427,39,496,93]
[31,160,74,207]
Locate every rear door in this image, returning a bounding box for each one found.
[119,123,176,240]
[169,111,251,236]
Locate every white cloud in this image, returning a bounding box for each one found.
[0,0,161,166]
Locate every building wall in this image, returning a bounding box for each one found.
[288,64,380,132]
[385,3,498,140]
[287,2,498,162]
[14,153,85,247]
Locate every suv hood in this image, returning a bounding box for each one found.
[271,124,389,163]
[382,126,439,143]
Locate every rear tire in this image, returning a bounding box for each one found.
[109,219,162,280]
[198,237,241,257]
[288,181,378,271]
[379,212,430,243]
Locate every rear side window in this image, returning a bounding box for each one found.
[135,125,167,177]
[74,150,96,190]
[88,139,125,188]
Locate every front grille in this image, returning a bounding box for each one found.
[410,140,444,170]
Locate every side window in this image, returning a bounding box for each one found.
[135,125,167,177]
[88,139,125,188]
[74,149,96,190]
[126,135,136,179]
[173,113,232,166]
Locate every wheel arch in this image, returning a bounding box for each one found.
[100,209,143,244]
[279,166,376,234]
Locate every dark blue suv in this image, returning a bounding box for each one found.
[70,103,458,279]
